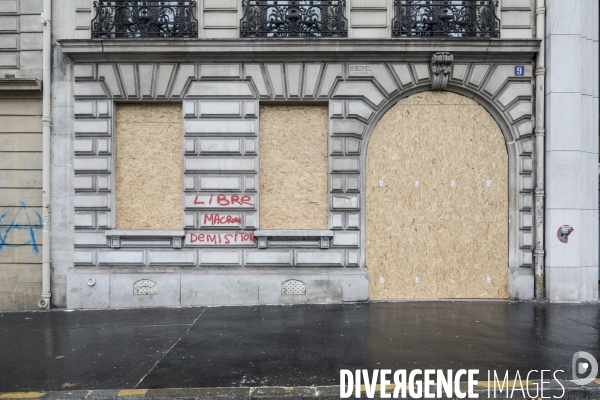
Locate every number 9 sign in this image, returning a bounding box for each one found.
[514,66,525,76]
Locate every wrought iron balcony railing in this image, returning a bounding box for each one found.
[92,1,198,39]
[392,0,500,38]
[240,0,348,38]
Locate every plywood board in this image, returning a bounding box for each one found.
[367,91,508,299]
[116,104,183,229]
[259,106,328,230]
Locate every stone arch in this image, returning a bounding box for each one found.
[363,84,518,147]
[362,87,516,298]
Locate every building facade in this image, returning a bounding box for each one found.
[0,0,598,310]
[0,0,43,309]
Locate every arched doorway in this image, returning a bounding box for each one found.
[366,91,508,299]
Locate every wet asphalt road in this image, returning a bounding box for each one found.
[0,302,598,391]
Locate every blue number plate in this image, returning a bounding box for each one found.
[514,66,525,76]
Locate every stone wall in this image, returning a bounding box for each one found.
[544,0,599,302]
[0,0,44,310]
[0,0,43,78]
[0,97,43,310]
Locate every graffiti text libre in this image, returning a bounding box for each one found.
[186,194,256,209]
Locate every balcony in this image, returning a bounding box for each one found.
[392,0,500,38]
[91,1,198,39]
[240,0,348,38]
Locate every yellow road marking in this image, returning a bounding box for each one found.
[477,380,532,388]
[117,390,147,397]
[594,379,600,385]
[0,393,46,399]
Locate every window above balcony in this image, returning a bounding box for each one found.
[392,0,500,39]
[240,0,348,38]
[91,1,198,39]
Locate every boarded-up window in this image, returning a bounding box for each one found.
[115,104,182,229]
[367,92,508,300]
[259,106,328,230]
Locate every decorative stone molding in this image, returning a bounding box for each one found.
[59,39,540,62]
[254,230,334,249]
[430,52,454,91]
[106,230,185,249]
[0,78,42,92]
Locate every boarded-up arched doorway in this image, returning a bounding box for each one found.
[366,92,508,299]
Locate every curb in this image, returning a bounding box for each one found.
[2,380,600,400]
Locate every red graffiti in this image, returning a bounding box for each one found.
[203,214,242,225]
[188,232,255,245]
[192,194,254,207]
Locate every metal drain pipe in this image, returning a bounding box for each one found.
[533,0,546,300]
[38,0,52,309]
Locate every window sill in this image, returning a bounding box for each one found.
[106,230,186,249]
[253,230,334,249]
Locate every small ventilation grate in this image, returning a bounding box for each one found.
[134,279,157,295]
[282,279,306,295]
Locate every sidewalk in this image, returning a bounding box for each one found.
[2,383,600,400]
[0,302,599,398]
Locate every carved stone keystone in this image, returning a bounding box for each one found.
[431,52,454,91]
